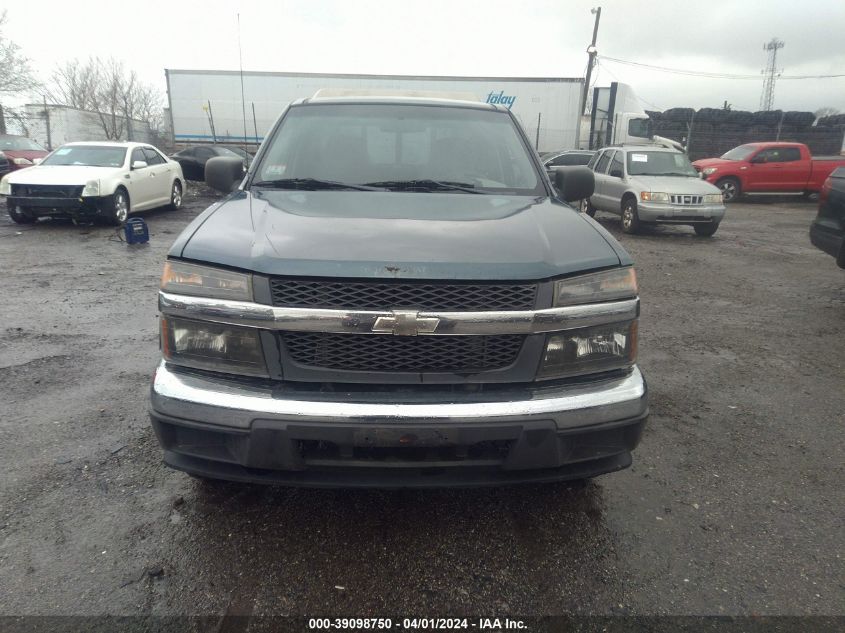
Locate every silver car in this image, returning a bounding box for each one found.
[583,145,726,236]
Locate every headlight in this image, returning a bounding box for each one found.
[81,180,100,197]
[161,316,268,377]
[553,267,638,307]
[539,321,637,379]
[0,176,10,196]
[12,157,33,166]
[703,193,723,204]
[702,167,718,176]
[160,260,252,301]
[640,192,669,202]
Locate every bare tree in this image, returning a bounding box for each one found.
[49,57,163,140]
[0,10,35,95]
[814,107,840,119]
[0,9,38,133]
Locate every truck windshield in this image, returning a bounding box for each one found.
[626,151,698,177]
[720,145,757,161]
[253,104,542,194]
[41,146,127,168]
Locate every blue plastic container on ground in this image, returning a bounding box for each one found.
[124,218,150,244]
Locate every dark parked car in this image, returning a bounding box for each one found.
[170,145,253,181]
[150,92,647,487]
[0,150,9,178]
[0,134,49,171]
[542,150,595,180]
[810,167,845,269]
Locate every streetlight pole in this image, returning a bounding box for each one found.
[581,6,602,116]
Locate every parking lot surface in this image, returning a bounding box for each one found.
[1,187,842,616]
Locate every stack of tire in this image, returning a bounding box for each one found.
[809,115,845,155]
[645,108,845,160]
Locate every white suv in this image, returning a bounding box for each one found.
[583,145,726,236]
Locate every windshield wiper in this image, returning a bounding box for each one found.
[363,179,482,194]
[251,178,384,191]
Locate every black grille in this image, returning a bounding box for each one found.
[269,279,537,311]
[11,184,83,198]
[283,332,525,373]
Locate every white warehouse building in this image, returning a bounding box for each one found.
[165,69,584,153]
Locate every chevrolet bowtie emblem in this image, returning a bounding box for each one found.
[372,310,440,336]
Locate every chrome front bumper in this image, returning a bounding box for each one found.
[150,362,648,486]
[637,202,726,223]
[151,362,648,431]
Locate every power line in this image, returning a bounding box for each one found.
[599,55,845,80]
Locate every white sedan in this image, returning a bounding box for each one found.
[0,141,185,225]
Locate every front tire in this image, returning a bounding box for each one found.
[621,198,641,234]
[716,177,740,203]
[103,188,130,226]
[7,203,35,224]
[693,222,719,237]
[168,180,183,210]
[580,198,597,217]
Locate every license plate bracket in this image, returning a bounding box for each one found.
[352,427,460,447]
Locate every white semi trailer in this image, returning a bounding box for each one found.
[581,82,654,149]
[165,69,585,153]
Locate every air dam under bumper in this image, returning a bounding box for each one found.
[149,362,648,488]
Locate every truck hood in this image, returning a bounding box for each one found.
[177,191,626,280]
[633,175,721,194]
[2,149,49,164]
[692,157,740,170]
[4,164,123,184]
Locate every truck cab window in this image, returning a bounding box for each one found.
[755,148,785,163]
[594,151,612,174]
[610,151,624,177]
[627,118,651,138]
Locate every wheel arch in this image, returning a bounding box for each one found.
[621,191,638,210]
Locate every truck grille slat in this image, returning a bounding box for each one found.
[269,279,537,311]
[283,332,525,373]
[669,194,703,206]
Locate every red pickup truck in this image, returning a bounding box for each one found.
[693,142,845,202]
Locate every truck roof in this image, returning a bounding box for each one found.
[740,141,806,149]
[304,89,501,110]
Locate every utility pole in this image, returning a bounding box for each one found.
[760,38,784,111]
[43,95,52,150]
[124,95,132,142]
[237,12,248,154]
[581,6,602,116]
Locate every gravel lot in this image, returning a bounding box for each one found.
[0,185,842,618]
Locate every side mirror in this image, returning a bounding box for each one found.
[553,166,595,202]
[131,160,148,170]
[610,168,624,178]
[205,156,245,193]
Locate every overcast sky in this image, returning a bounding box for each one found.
[5,0,845,113]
